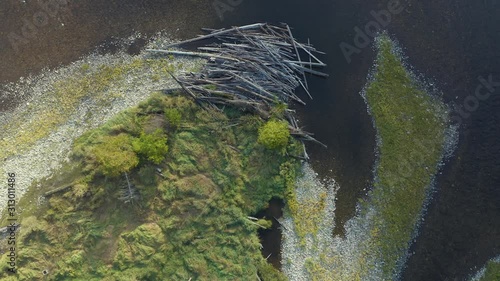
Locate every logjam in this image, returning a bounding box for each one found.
[147,23,328,148]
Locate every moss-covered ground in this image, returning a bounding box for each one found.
[360,34,448,278]
[0,92,302,280]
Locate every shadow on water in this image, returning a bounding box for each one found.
[253,198,285,269]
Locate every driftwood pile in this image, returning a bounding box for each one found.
[147,23,328,149]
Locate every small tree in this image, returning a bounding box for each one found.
[132,129,169,164]
[91,134,139,177]
[258,120,290,150]
[165,108,182,129]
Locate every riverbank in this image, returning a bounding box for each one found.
[0,34,203,220]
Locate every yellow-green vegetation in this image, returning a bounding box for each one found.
[0,92,301,280]
[0,57,176,160]
[164,108,182,130]
[361,34,448,277]
[282,163,329,240]
[258,119,291,151]
[479,260,500,281]
[132,129,169,164]
[89,133,140,177]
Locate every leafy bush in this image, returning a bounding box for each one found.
[91,133,139,177]
[257,119,290,150]
[132,129,169,164]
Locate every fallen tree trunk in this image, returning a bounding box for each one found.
[43,183,74,197]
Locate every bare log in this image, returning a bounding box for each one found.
[289,63,329,77]
[43,183,74,197]
[146,49,239,62]
[285,24,309,92]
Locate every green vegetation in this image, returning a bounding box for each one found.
[165,108,182,130]
[361,34,448,277]
[479,259,500,281]
[132,129,169,164]
[0,92,301,280]
[90,133,139,177]
[258,119,290,150]
[293,33,449,281]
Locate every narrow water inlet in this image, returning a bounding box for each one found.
[254,197,285,269]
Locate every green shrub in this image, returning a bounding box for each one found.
[165,108,182,129]
[91,133,139,177]
[257,120,290,150]
[132,129,169,164]
[270,102,287,118]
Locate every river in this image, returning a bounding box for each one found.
[1,0,499,280]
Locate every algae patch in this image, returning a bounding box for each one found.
[359,33,450,279]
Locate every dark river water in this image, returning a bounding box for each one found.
[1,0,499,280]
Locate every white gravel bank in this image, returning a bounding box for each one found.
[280,163,338,281]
